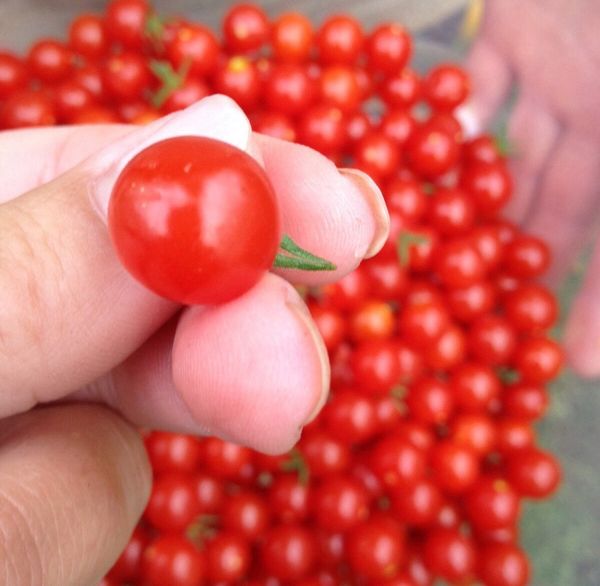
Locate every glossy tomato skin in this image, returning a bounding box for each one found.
[105,0,149,50]
[223,4,270,53]
[69,14,109,59]
[317,15,364,65]
[0,89,56,129]
[0,53,28,98]
[141,535,206,586]
[109,136,280,305]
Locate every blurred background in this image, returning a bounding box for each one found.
[2,1,599,584]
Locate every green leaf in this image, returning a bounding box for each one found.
[273,235,337,271]
[396,230,430,267]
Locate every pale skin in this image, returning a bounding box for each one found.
[2,0,600,582]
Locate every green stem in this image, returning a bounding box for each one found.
[273,235,337,272]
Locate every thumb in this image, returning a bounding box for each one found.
[0,404,151,586]
[0,95,252,418]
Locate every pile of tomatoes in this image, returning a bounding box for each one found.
[0,1,564,584]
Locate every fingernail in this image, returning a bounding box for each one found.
[285,293,330,425]
[339,167,390,259]
[88,95,252,221]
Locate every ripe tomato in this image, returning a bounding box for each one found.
[108,136,280,305]
[0,52,28,98]
[423,64,470,111]
[0,90,56,129]
[260,524,317,580]
[271,12,314,63]
[317,15,364,65]
[346,516,405,580]
[367,23,412,74]
[27,39,73,83]
[141,535,206,586]
[423,528,476,582]
[222,4,270,53]
[478,543,530,586]
[105,0,149,50]
[69,13,108,59]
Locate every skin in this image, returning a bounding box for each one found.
[466,0,600,376]
[0,95,389,584]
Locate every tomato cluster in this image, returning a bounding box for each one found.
[1,1,563,585]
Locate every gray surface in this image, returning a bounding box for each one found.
[1,2,599,585]
[0,0,469,52]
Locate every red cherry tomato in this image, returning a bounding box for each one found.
[108,136,280,305]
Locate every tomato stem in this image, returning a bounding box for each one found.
[149,59,190,108]
[396,230,430,267]
[273,235,337,271]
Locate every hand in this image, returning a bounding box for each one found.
[0,95,389,585]
[466,0,600,376]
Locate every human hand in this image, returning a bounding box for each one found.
[466,0,600,376]
[0,95,389,585]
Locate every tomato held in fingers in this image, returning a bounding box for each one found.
[108,136,281,305]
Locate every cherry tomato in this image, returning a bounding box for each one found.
[506,448,561,498]
[108,136,280,305]
[461,161,512,216]
[299,429,351,477]
[351,339,402,395]
[221,490,270,539]
[206,532,251,582]
[318,65,361,112]
[105,0,149,50]
[269,473,310,523]
[391,480,443,527]
[250,110,297,141]
[142,535,206,586]
[313,476,370,531]
[261,524,317,580]
[103,52,151,101]
[322,388,378,444]
[346,516,405,580]
[505,283,558,332]
[423,528,476,583]
[504,234,551,279]
[514,337,563,383]
[431,441,479,494]
[381,68,421,108]
[167,23,220,76]
[0,90,56,129]
[69,13,109,59]
[380,108,417,146]
[450,362,501,412]
[423,64,470,110]
[107,526,149,582]
[0,52,28,98]
[271,12,314,63]
[369,435,427,488]
[265,63,316,115]
[213,56,262,112]
[406,377,454,425]
[144,432,203,474]
[317,15,364,65]
[297,104,346,155]
[144,472,201,533]
[478,543,530,586]
[367,23,412,74]
[408,122,460,177]
[27,39,73,83]
[464,477,521,530]
[222,4,270,53]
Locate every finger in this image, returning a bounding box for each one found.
[565,239,600,378]
[504,91,562,222]
[0,95,385,421]
[256,137,389,284]
[75,274,329,455]
[523,130,600,282]
[0,125,131,203]
[465,37,513,130]
[0,404,150,586]
[0,95,251,419]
